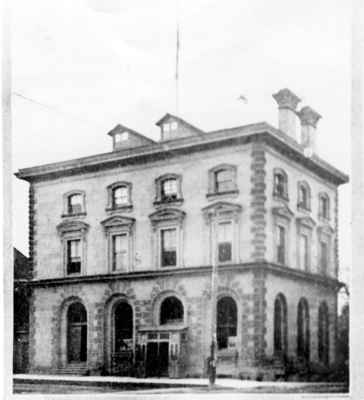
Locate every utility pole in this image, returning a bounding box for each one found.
[208,217,218,386]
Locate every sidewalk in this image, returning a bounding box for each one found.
[14,373,347,392]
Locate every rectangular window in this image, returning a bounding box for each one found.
[161,228,177,267]
[320,241,328,274]
[67,239,81,274]
[277,225,286,264]
[299,234,309,270]
[112,234,128,271]
[218,221,233,262]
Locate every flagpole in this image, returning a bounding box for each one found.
[175,0,180,115]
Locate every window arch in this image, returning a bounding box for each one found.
[217,296,237,350]
[274,294,287,356]
[318,301,329,365]
[297,298,310,361]
[62,190,86,216]
[318,192,330,220]
[67,302,87,363]
[113,301,133,353]
[273,168,288,200]
[297,181,311,211]
[160,296,184,325]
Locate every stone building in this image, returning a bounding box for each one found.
[16,89,348,379]
[13,248,31,373]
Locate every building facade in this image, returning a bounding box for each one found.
[16,89,348,379]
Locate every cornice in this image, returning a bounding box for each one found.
[28,262,343,290]
[16,122,348,186]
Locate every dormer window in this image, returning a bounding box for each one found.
[273,169,288,200]
[154,174,183,206]
[319,193,330,220]
[115,131,128,143]
[106,182,133,212]
[297,181,311,211]
[163,122,178,140]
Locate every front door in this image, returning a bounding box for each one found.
[145,341,169,377]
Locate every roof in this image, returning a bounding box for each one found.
[106,123,156,144]
[155,113,205,135]
[15,120,349,186]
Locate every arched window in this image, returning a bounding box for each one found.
[319,193,330,220]
[67,302,87,363]
[207,164,238,196]
[318,302,329,365]
[154,174,183,205]
[160,296,184,325]
[273,169,288,200]
[297,298,310,361]
[114,302,133,352]
[217,296,237,350]
[297,181,311,211]
[274,294,287,356]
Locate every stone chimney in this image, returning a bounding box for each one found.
[272,88,301,141]
[297,106,322,154]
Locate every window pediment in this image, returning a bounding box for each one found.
[272,204,294,220]
[101,215,135,230]
[296,216,316,229]
[202,201,242,221]
[149,208,186,226]
[57,220,89,236]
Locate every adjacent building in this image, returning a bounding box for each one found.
[13,248,30,373]
[16,89,348,379]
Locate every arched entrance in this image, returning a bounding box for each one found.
[67,302,87,363]
[274,293,287,357]
[217,296,237,350]
[297,298,310,361]
[114,302,133,352]
[318,302,329,365]
[111,301,134,375]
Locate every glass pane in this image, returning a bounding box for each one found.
[68,194,82,213]
[163,123,170,132]
[215,170,233,192]
[171,122,178,130]
[218,222,232,242]
[113,235,128,270]
[161,229,176,250]
[113,187,128,206]
[300,235,308,269]
[162,179,177,196]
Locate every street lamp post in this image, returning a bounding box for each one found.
[208,217,218,386]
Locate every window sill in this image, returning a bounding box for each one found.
[105,204,133,213]
[153,198,184,207]
[206,189,239,201]
[273,193,289,202]
[61,212,87,218]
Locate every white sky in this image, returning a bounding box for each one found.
[12,0,351,284]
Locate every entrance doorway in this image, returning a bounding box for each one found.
[67,302,87,363]
[145,341,169,377]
